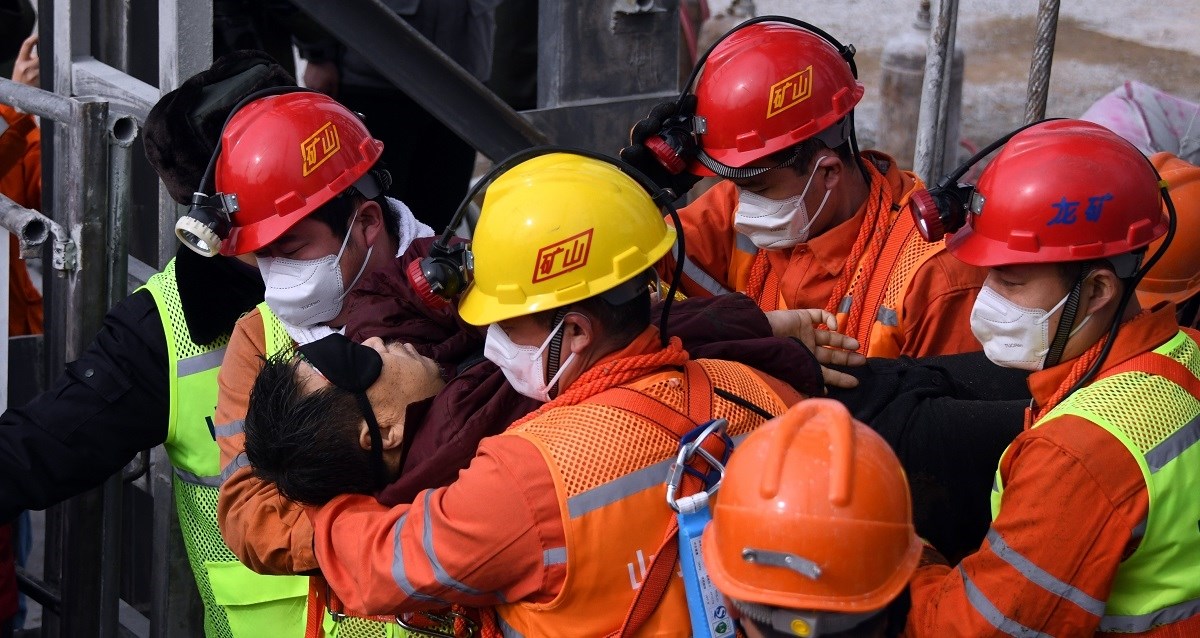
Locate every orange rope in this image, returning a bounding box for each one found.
[744,250,779,311]
[826,160,894,333]
[510,337,690,428]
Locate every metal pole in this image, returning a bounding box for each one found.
[0,77,74,122]
[912,0,960,183]
[42,97,122,638]
[1024,0,1061,124]
[289,0,547,160]
[107,115,137,303]
[0,194,52,250]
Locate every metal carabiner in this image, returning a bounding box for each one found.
[666,418,730,512]
[395,610,478,638]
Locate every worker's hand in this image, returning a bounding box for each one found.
[11,34,39,87]
[619,96,703,198]
[303,60,339,97]
[766,309,866,389]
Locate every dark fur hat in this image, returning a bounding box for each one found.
[143,50,295,205]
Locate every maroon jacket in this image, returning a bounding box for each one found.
[345,247,823,506]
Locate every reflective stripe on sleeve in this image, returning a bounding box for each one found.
[390,512,450,605]
[212,419,244,439]
[418,490,503,602]
[219,452,249,485]
[986,530,1106,616]
[961,565,1055,638]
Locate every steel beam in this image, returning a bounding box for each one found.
[0,77,73,122]
[72,57,158,123]
[290,0,546,160]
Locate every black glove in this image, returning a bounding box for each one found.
[619,95,703,198]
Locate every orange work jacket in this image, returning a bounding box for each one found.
[667,151,984,358]
[495,358,795,637]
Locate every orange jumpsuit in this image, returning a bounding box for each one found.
[215,307,319,574]
[669,151,984,358]
[907,305,1200,636]
[0,104,43,336]
[308,328,799,634]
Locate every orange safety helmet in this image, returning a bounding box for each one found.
[946,119,1168,268]
[214,92,384,255]
[702,398,920,614]
[1137,152,1200,307]
[690,22,863,176]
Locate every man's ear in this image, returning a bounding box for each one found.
[358,414,405,451]
[357,199,386,247]
[816,153,842,192]
[1082,268,1121,316]
[562,312,594,355]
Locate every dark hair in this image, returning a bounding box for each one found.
[308,163,400,240]
[244,352,377,505]
[540,285,652,349]
[771,135,856,177]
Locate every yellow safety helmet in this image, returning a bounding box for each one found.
[458,153,676,326]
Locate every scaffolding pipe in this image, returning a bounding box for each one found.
[42,97,124,638]
[0,193,53,255]
[0,77,73,122]
[1024,0,1061,123]
[912,0,960,183]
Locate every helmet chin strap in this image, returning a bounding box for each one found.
[1043,268,1089,369]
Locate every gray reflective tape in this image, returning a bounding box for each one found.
[543,547,567,566]
[734,233,758,254]
[176,347,227,377]
[986,530,1106,616]
[390,512,449,604]
[172,467,222,488]
[992,475,1000,493]
[219,452,250,485]
[1145,412,1200,473]
[876,306,899,327]
[679,255,732,296]
[567,458,674,519]
[1099,595,1200,633]
[838,296,852,314]
[418,490,498,601]
[213,419,244,439]
[961,565,1055,637]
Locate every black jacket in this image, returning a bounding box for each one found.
[0,248,263,522]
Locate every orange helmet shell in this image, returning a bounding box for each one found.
[215,92,384,255]
[1138,152,1200,307]
[701,399,920,613]
[690,23,863,175]
[946,119,1168,268]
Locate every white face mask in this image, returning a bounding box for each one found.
[733,159,832,249]
[484,320,578,402]
[257,211,373,330]
[970,285,1092,371]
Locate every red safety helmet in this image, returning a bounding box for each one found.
[215,92,384,255]
[690,22,863,175]
[1137,152,1200,307]
[946,119,1168,268]
[702,399,920,614]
